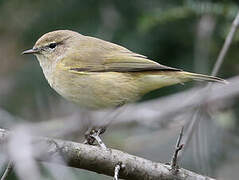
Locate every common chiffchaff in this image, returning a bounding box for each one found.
[22,30,225,109]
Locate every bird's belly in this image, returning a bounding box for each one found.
[51,71,142,109]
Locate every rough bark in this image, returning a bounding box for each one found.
[0,128,215,180]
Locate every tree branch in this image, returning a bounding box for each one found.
[91,76,239,127]
[180,9,239,164]
[0,128,214,180]
[171,126,184,172]
[211,10,239,76]
[13,75,239,139]
[0,162,13,180]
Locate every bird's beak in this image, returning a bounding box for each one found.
[21,48,40,55]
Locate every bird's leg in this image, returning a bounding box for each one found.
[83,106,125,149]
[90,128,107,149]
[84,127,107,149]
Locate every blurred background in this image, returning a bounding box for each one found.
[0,0,239,179]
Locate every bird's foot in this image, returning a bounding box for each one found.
[84,128,107,150]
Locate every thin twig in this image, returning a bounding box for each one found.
[1,162,13,180]
[113,164,121,180]
[212,10,239,76]
[182,10,239,160]
[178,109,201,160]
[90,129,107,150]
[171,127,184,172]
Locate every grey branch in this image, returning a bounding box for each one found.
[113,163,122,180]
[107,75,239,126]
[0,162,13,180]
[211,10,239,76]
[180,9,239,164]
[171,127,184,171]
[18,75,239,138]
[0,128,214,180]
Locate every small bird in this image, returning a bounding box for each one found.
[22,30,225,110]
[22,30,225,146]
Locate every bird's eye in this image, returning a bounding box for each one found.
[49,42,57,49]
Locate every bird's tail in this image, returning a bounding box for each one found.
[178,71,227,84]
[136,71,226,95]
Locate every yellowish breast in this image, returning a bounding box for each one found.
[51,70,139,109]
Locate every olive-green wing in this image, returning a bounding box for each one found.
[63,52,181,72]
[99,53,181,72]
[60,36,181,72]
